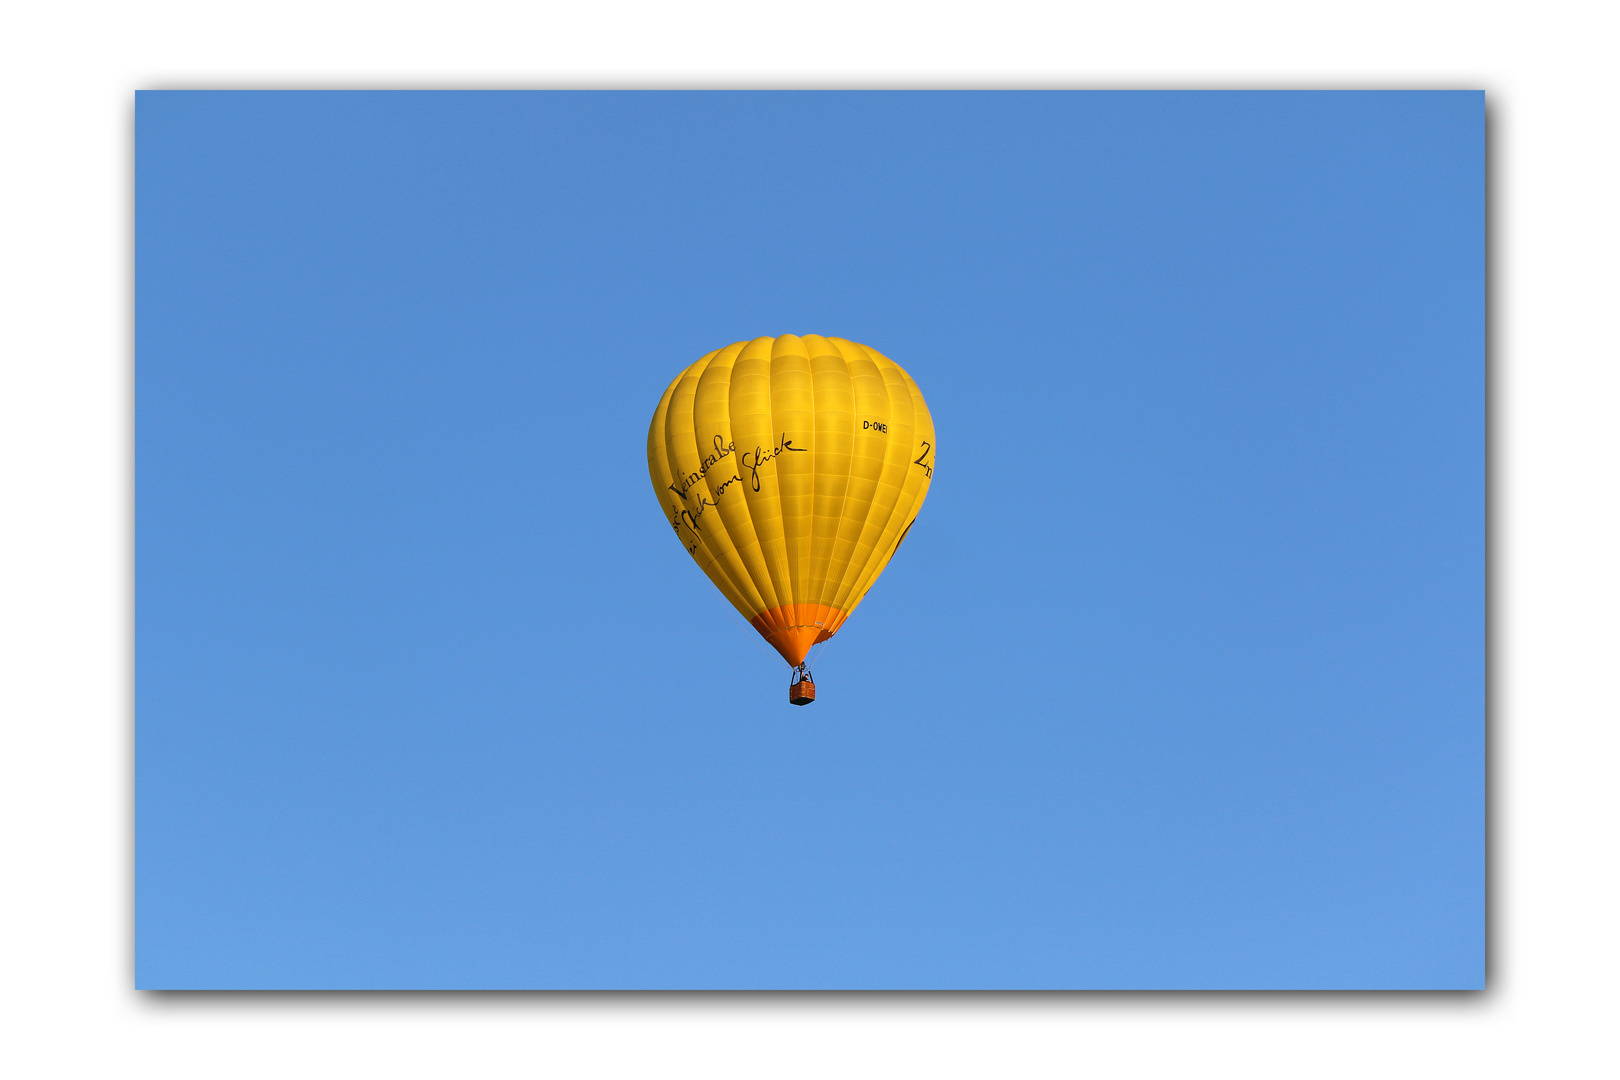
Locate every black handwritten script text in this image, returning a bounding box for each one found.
[666,433,807,545]
[666,434,736,503]
[668,497,704,540]
[739,432,807,491]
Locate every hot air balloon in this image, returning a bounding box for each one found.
[647,335,935,705]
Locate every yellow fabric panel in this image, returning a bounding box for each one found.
[659,344,768,617]
[826,341,916,616]
[817,339,889,608]
[646,351,756,620]
[647,334,934,664]
[840,360,935,619]
[693,340,782,614]
[728,340,794,613]
[769,337,816,603]
[804,335,854,607]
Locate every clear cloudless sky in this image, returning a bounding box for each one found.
[136,90,1484,989]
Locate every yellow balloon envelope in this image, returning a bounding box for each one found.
[647,335,935,671]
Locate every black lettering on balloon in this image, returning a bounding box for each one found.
[739,432,807,492]
[665,431,812,562]
[667,434,738,503]
[913,440,933,478]
[670,502,701,534]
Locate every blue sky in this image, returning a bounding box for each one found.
[136,90,1484,989]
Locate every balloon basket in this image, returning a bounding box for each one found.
[789,666,816,706]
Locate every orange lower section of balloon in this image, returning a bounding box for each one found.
[750,603,849,666]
